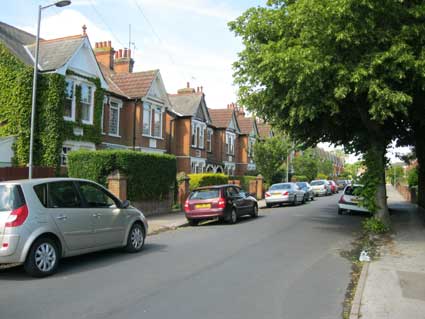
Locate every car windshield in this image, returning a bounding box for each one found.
[337,180,346,184]
[190,189,220,200]
[0,185,25,212]
[270,183,291,190]
[297,182,307,187]
[310,181,324,186]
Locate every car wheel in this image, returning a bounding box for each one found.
[338,208,343,215]
[266,203,272,208]
[251,205,259,218]
[228,208,238,224]
[292,196,297,206]
[125,223,145,253]
[24,237,60,277]
[188,219,199,226]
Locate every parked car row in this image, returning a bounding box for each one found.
[0,178,148,277]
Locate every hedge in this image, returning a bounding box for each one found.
[229,175,257,190]
[291,175,308,182]
[68,150,176,201]
[188,173,228,190]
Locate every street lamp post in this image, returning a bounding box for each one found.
[28,0,71,179]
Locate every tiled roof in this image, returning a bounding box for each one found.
[257,121,272,138]
[99,64,127,97]
[110,70,158,99]
[26,35,85,71]
[237,116,254,135]
[209,108,234,128]
[168,93,203,116]
[0,21,36,66]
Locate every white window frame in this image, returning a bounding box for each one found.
[108,98,122,137]
[63,76,96,125]
[60,140,96,167]
[142,102,164,139]
[226,132,235,155]
[191,123,197,147]
[101,96,107,134]
[64,78,75,122]
[191,120,207,149]
[207,128,213,152]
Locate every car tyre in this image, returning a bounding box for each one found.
[125,223,145,253]
[24,237,60,277]
[338,208,344,215]
[251,205,259,218]
[228,208,238,224]
[302,195,306,204]
[292,196,297,206]
[188,219,199,226]
[266,203,272,208]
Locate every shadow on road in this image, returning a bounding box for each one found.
[0,242,167,280]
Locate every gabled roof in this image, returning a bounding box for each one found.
[26,35,85,72]
[0,21,36,66]
[209,108,241,133]
[257,121,273,139]
[110,70,158,99]
[168,92,212,123]
[99,64,128,97]
[237,115,259,136]
[169,93,202,116]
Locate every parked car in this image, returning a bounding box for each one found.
[338,184,371,215]
[265,182,306,208]
[296,182,315,201]
[0,178,148,277]
[310,180,332,196]
[184,185,258,226]
[336,179,349,190]
[328,180,338,194]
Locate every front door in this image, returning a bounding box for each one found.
[77,181,126,247]
[47,181,96,251]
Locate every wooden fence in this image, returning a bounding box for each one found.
[0,167,56,182]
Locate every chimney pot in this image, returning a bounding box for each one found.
[124,48,128,58]
[95,42,99,48]
[128,49,131,58]
[108,40,111,47]
[103,41,107,47]
[119,49,123,58]
[187,82,190,88]
[200,86,203,92]
[197,87,199,93]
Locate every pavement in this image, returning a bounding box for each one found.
[358,185,425,319]
[0,192,361,319]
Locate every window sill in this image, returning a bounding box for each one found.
[82,120,93,126]
[64,117,75,122]
[142,134,163,140]
[108,134,121,138]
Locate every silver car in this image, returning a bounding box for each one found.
[265,182,306,208]
[310,180,332,196]
[0,178,148,277]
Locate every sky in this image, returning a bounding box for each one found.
[1,0,261,109]
[0,0,412,164]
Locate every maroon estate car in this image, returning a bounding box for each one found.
[328,180,338,194]
[184,185,258,226]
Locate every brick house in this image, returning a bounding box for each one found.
[208,106,242,176]
[168,83,218,173]
[0,22,109,167]
[94,41,171,154]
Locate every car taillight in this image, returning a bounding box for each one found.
[338,196,346,204]
[5,204,29,228]
[184,199,190,212]
[265,192,271,198]
[282,191,289,196]
[218,197,226,209]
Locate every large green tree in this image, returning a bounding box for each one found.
[229,0,425,224]
[292,149,318,181]
[253,135,290,184]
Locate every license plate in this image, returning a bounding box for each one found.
[272,193,281,197]
[352,198,359,203]
[195,204,211,209]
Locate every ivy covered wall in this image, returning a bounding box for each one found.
[0,43,104,170]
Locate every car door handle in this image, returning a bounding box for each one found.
[92,213,101,218]
[56,215,67,221]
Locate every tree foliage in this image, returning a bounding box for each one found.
[253,135,291,184]
[229,0,425,223]
[293,149,318,181]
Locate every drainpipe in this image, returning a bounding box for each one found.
[133,99,138,151]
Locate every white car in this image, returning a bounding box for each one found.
[265,182,306,208]
[338,184,371,214]
[310,180,331,196]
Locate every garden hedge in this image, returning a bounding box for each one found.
[68,150,176,201]
[188,173,229,190]
[229,175,257,190]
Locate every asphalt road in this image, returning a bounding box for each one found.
[0,193,362,319]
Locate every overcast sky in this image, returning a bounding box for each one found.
[1,0,411,163]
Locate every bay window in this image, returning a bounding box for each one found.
[207,129,213,152]
[226,132,235,155]
[64,79,74,119]
[153,107,162,137]
[63,77,95,124]
[191,124,196,147]
[143,104,151,135]
[80,83,93,124]
[142,103,163,138]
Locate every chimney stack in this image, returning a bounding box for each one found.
[94,40,115,71]
[177,82,196,94]
[114,47,134,74]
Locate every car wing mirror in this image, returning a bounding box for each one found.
[121,199,130,209]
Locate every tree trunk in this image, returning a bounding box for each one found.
[368,141,391,225]
[416,137,425,209]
